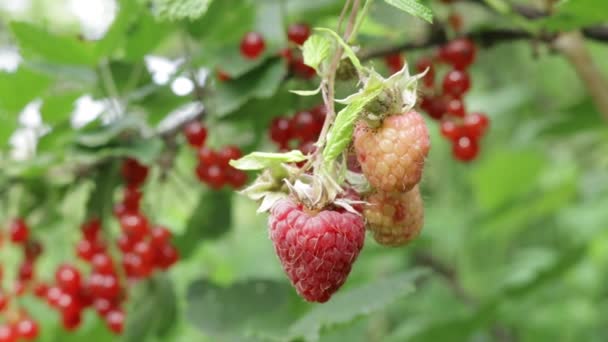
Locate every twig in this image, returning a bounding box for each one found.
[553,31,608,121]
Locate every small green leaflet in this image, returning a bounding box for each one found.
[316,28,363,72]
[302,34,332,71]
[150,0,213,21]
[323,76,385,166]
[230,150,307,170]
[384,0,433,23]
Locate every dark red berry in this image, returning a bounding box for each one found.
[278,48,293,62]
[81,218,101,241]
[205,165,227,190]
[56,264,82,294]
[58,293,81,317]
[226,168,248,189]
[119,213,149,240]
[420,96,447,120]
[121,158,148,187]
[133,241,155,264]
[287,23,311,45]
[15,319,38,340]
[217,145,242,167]
[291,58,316,79]
[0,325,16,342]
[123,185,142,211]
[440,120,463,141]
[34,283,48,298]
[446,98,466,118]
[416,57,435,87]
[94,298,114,317]
[311,104,327,125]
[384,53,404,74]
[197,146,219,165]
[123,253,147,278]
[183,121,208,148]
[453,136,479,162]
[269,117,293,145]
[18,261,34,281]
[240,32,265,59]
[76,239,98,261]
[292,111,320,142]
[106,309,125,334]
[9,219,29,244]
[156,244,179,269]
[463,112,489,139]
[0,290,8,311]
[13,281,26,296]
[439,38,476,70]
[46,286,63,307]
[151,226,172,246]
[24,240,42,260]
[117,234,135,253]
[443,70,471,97]
[61,311,82,331]
[92,253,115,275]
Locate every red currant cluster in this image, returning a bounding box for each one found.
[0,219,41,342]
[219,23,315,81]
[269,104,327,155]
[416,38,490,162]
[183,121,248,190]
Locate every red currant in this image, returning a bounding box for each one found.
[226,168,248,189]
[18,261,34,281]
[269,117,292,145]
[9,219,29,244]
[197,146,219,165]
[291,57,316,79]
[440,120,463,141]
[92,253,115,275]
[151,226,172,246]
[156,244,179,269]
[446,98,466,118]
[416,57,435,87]
[443,70,471,97]
[205,165,227,190]
[121,158,148,187]
[15,319,38,340]
[56,264,82,294]
[453,136,479,162]
[183,121,208,148]
[420,96,447,120]
[287,23,311,45]
[463,112,489,139]
[81,218,101,241]
[61,311,82,331]
[34,283,48,298]
[439,38,476,70]
[94,298,114,317]
[106,309,125,334]
[119,213,149,240]
[46,286,63,307]
[117,234,136,253]
[0,325,16,342]
[24,240,42,260]
[0,290,8,311]
[240,32,265,59]
[292,111,320,142]
[58,293,82,317]
[123,185,142,211]
[217,145,242,166]
[134,241,155,264]
[76,239,97,261]
[384,53,404,74]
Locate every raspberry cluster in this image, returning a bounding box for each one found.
[417,38,490,162]
[269,104,326,153]
[0,219,41,341]
[182,121,248,190]
[219,23,315,81]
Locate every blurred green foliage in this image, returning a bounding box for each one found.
[1,0,608,341]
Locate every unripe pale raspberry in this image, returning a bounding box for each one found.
[268,198,365,302]
[364,186,424,246]
[354,111,430,192]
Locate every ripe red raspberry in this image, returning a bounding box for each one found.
[9,218,29,244]
[183,121,207,147]
[353,112,430,193]
[287,23,311,45]
[443,69,471,97]
[240,32,265,59]
[439,38,476,70]
[268,198,365,302]
[453,136,479,162]
[364,186,424,246]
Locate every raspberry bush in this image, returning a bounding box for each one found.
[1,0,608,341]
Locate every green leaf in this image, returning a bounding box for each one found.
[40,92,81,126]
[150,0,213,20]
[288,269,429,342]
[383,0,433,23]
[230,151,307,170]
[10,22,98,66]
[302,34,332,71]
[207,61,287,117]
[186,278,296,340]
[176,190,232,258]
[316,28,363,71]
[0,112,18,147]
[322,76,385,166]
[0,66,52,112]
[125,275,178,341]
[540,0,608,30]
